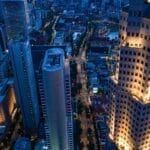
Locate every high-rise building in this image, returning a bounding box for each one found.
[9,39,40,135]
[13,137,32,150]
[100,0,110,12]
[81,0,89,8]
[34,140,48,150]
[0,79,16,140]
[1,0,30,41]
[108,0,150,149]
[0,24,7,52]
[42,48,73,150]
[64,59,74,150]
[113,0,129,19]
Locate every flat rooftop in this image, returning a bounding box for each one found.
[42,48,64,71]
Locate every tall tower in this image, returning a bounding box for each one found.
[64,59,74,150]
[1,0,30,41]
[9,39,40,134]
[81,0,89,9]
[42,48,69,150]
[109,0,150,149]
[113,0,129,19]
[0,24,7,52]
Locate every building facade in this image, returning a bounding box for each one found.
[108,0,150,149]
[113,0,129,19]
[0,80,16,140]
[9,39,39,135]
[13,137,32,150]
[1,0,29,41]
[64,60,74,150]
[0,24,7,52]
[42,48,73,150]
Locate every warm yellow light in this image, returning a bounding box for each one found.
[0,106,5,123]
[8,87,16,114]
[109,133,114,140]
[118,137,130,150]
[143,85,150,103]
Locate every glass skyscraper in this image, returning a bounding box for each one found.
[1,0,29,40]
[9,39,40,134]
[42,48,71,150]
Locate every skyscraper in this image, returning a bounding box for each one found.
[109,0,150,149]
[9,39,40,135]
[81,0,89,9]
[0,24,7,52]
[1,0,29,40]
[0,80,16,140]
[64,59,74,150]
[13,137,32,150]
[42,48,70,150]
[113,0,129,19]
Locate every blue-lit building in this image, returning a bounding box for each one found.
[81,0,89,9]
[42,48,74,150]
[64,60,74,150]
[31,45,67,139]
[0,23,17,141]
[42,48,68,150]
[34,140,48,150]
[0,24,7,52]
[13,137,32,150]
[0,79,16,141]
[9,39,40,135]
[1,0,29,41]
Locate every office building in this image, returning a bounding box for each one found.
[42,48,68,150]
[9,39,39,135]
[13,137,32,150]
[34,140,48,150]
[100,0,110,12]
[0,24,7,52]
[0,79,16,140]
[0,33,16,140]
[64,59,74,150]
[113,0,129,19]
[1,0,29,40]
[42,48,73,150]
[81,0,89,9]
[108,0,150,149]
[31,45,71,139]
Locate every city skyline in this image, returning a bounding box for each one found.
[0,0,149,150]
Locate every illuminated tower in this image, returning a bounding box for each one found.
[9,39,40,135]
[108,0,150,149]
[42,48,68,150]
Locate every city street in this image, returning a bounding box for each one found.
[74,29,97,150]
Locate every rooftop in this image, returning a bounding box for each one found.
[42,48,64,71]
[122,3,150,19]
[13,137,31,150]
[143,6,150,18]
